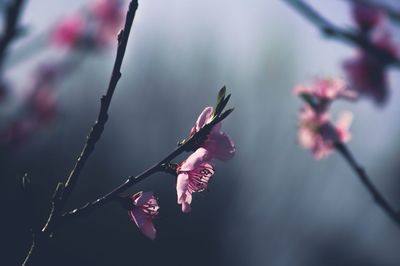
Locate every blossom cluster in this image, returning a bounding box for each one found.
[294,2,400,159]
[343,2,399,105]
[294,79,353,159]
[52,0,124,50]
[127,104,235,239]
[1,63,59,146]
[0,0,126,147]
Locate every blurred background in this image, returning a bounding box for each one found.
[1,0,400,265]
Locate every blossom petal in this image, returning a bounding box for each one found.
[298,128,316,149]
[129,208,146,229]
[139,220,157,240]
[135,191,155,206]
[176,173,193,213]
[129,208,157,240]
[179,147,212,171]
[204,132,235,161]
[335,111,353,142]
[181,201,191,213]
[195,107,214,131]
[176,173,190,204]
[210,122,222,134]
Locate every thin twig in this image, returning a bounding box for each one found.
[335,142,400,227]
[61,0,138,205]
[282,0,400,67]
[0,0,26,74]
[343,0,400,24]
[61,108,234,221]
[22,1,139,265]
[300,95,400,228]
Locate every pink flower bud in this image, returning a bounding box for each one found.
[297,105,353,160]
[128,192,159,240]
[52,15,86,48]
[352,3,382,32]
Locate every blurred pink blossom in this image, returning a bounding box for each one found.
[298,105,352,160]
[352,3,383,32]
[52,0,125,50]
[28,87,57,124]
[52,15,86,49]
[1,119,35,147]
[91,0,124,39]
[176,162,214,213]
[128,192,159,240]
[344,53,387,104]
[294,78,357,105]
[0,64,60,148]
[26,63,60,124]
[372,26,399,59]
[343,26,398,105]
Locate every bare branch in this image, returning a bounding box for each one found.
[22,1,139,264]
[0,0,27,74]
[61,99,234,221]
[282,0,400,67]
[300,95,400,228]
[334,142,400,227]
[62,0,139,204]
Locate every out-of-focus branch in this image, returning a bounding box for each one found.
[282,0,400,68]
[334,142,400,228]
[343,0,400,23]
[301,95,400,229]
[22,1,139,265]
[0,0,27,74]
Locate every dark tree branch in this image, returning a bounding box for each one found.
[21,1,234,263]
[22,1,139,265]
[61,106,234,221]
[283,0,400,67]
[62,0,138,205]
[0,0,26,74]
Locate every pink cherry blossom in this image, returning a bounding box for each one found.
[334,111,353,143]
[26,64,60,124]
[91,0,124,32]
[352,3,383,32]
[298,105,353,160]
[52,15,86,48]
[371,26,399,59]
[344,52,387,104]
[128,191,159,240]
[343,27,398,105]
[190,106,235,162]
[294,78,357,103]
[174,106,234,212]
[87,0,125,48]
[176,162,214,213]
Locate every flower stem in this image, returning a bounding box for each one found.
[335,142,400,228]
[62,108,232,221]
[21,1,139,265]
[282,0,400,67]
